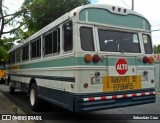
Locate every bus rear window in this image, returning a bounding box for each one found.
[143,34,153,54]
[80,27,94,51]
[98,30,141,53]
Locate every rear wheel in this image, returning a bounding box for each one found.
[29,83,41,111]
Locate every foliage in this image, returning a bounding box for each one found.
[153,44,160,53]
[22,0,90,36]
[0,0,90,61]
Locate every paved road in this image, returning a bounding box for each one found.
[0,84,159,123]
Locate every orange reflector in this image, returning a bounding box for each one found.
[148,56,154,64]
[84,54,92,63]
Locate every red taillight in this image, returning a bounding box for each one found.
[92,54,100,63]
[143,56,149,64]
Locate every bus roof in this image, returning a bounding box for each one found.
[9,4,150,52]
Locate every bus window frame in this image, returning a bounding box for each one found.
[80,26,95,52]
[78,24,97,53]
[31,37,41,60]
[142,33,153,54]
[22,43,29,62]
[43,27,61,58]
[96,26,143,55]
[62,20,73,53]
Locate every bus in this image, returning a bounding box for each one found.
[0,60,6,84]
[7,4,156,112]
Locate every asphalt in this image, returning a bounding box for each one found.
[0,83,160,123]
[0,84,35,123]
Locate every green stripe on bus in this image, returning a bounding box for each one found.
[7,57,153,70]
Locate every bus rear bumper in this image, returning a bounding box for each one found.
[74,88,156,112]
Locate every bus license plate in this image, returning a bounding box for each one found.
[91,77,102,84]
[103,76,141,92]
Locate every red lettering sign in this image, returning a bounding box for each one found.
[116,58,128,75]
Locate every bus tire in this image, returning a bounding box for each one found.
[29,83,41,112]
[9,86,15,94]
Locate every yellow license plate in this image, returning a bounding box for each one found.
[103,76,141,92]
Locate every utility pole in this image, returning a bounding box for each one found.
[132,0,134,10]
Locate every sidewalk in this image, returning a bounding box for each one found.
[0,89,35,123]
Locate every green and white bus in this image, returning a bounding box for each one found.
[7,4,156,112]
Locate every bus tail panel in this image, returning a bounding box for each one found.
[73,88,155,112]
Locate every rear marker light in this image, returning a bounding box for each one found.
[118,8,121,12]
[112,7,115,11]
[83,83,88,88]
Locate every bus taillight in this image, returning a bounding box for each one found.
[84,54,92,63]
[143,56,149,64]
[148,56,154,64]
[92,54,100,63]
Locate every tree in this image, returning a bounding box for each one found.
[0,0,28,40]
[153,44,160,53]
[0,0,90,61]
[0,0,28,60]
[22,0,90,36]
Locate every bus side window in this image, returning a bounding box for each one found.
[16,48,21,63]
[143,34,153,54]
[10,51,15,64]
[45,32,53,55]
[63,21,73,52]
[53,28,60,53]
[31,38,41,58]
[22,44,29,61]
